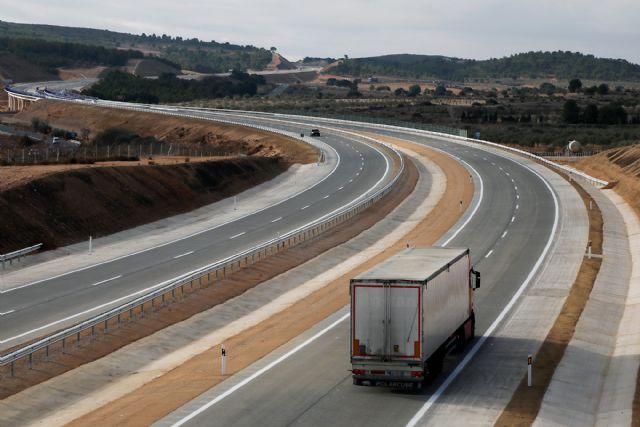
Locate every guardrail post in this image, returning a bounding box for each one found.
[11,361,14,377]
[141,303,145,318]
[28,353,32,369]
[45,345,49,361]
[91,325,95,339]
[104,319,108,333]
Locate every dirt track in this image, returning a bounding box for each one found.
[65,135,473,427]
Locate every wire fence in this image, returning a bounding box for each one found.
[0,143,232,165]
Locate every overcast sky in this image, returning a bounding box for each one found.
[4,0,639,63]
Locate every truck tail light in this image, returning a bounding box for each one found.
[411,371,424,378]
[352,369,365,375]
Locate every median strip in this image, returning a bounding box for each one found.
[39,136,471,427]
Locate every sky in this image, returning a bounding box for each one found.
[4,0,639,64]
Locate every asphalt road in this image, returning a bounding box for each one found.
[0,113,397,351]
[165,113,557,427]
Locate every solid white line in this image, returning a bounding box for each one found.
[0,310,15,316]
[501,230,508,239]
[173,251,194,259]
[171,313,351,427]
[484,249,494,258]
[405,149,560,427]
[90,275,122,287]
[229,232,245,240]
[300,205,310,210]
[442,159,484,246]
[270,217,282,223]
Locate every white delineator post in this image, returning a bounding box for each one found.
[528,354,532,387]
[221,344,226,375]
[89,236,93,254]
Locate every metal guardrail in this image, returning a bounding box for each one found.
[1,244,42,269]
[0,98,405,375]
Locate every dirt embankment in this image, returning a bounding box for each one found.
[0,157,287,253]
[570,144,640,218]
[8,100,318,164]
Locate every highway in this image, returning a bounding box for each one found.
[155,112,559,427]
[4,85,561,426]
[0,113,399,351]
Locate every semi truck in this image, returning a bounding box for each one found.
[350,246,480,388]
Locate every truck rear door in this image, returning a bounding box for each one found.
[352,283,421,360]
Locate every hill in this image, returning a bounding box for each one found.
[334,51,640,82]
[0,20,272,73]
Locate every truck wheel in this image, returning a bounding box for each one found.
[455,327,466,353]
[426,350,444,381]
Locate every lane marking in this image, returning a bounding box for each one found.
[0,310,15,316]
[516,204,519,210]
[173,251,194,259]
[170,313,351,427]
[511,216,516,222]
[338,186,344,190]
[501,230,508,239]
[229,232,245,240]
[90,275,122,287]
[323,195,330,199]
[405,144,560,427]
[506,172,510,176]
[515,185,518,191]
[517,194,520,199]
[349,179,353,183]
[300,205,309,210]
[1,127,345,295]
[170,130,485,423]
[271,217,282,223]
[485,249,494,258]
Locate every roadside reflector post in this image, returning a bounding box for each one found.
[527,354,532,387]
[588,240,592,259]
[221,344,227,376]
[89,236,93,254]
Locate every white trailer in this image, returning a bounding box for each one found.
[350,247,480,388]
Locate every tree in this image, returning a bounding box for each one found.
[270,47,277,52]
[394,87,408,97]
[408,84,421,97]
[568,78,582,93]
[434,85,447,96]
[539,82,556,95]
[562,100,581,124]
[598,104,627,124]
[597,83,609,95]
[582,104,599,124]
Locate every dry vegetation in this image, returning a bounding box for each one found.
[572,144,640,218]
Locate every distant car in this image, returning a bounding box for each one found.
[311,129,321,137]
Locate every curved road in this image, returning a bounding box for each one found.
[0,110,398,351]
[154,111,558,427]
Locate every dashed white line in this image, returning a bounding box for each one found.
[0,310,16,316]
[229,232,245,240]
[485,249,494,258]
[348,179,353,183]
[90,275,122,287]
[501,230,508,239]
[515,186,518,191]
[516,204,519,210]
[506,172,510,176]
[270,217,282,223]
[517,194,520,199]
[323,195,330,199]
[173,251,194,259]
[511,216,516,222]
[338,186,344,190]
[300,205,310,210]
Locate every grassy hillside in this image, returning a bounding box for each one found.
[0,20,272,73]
[335,51,640,82]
